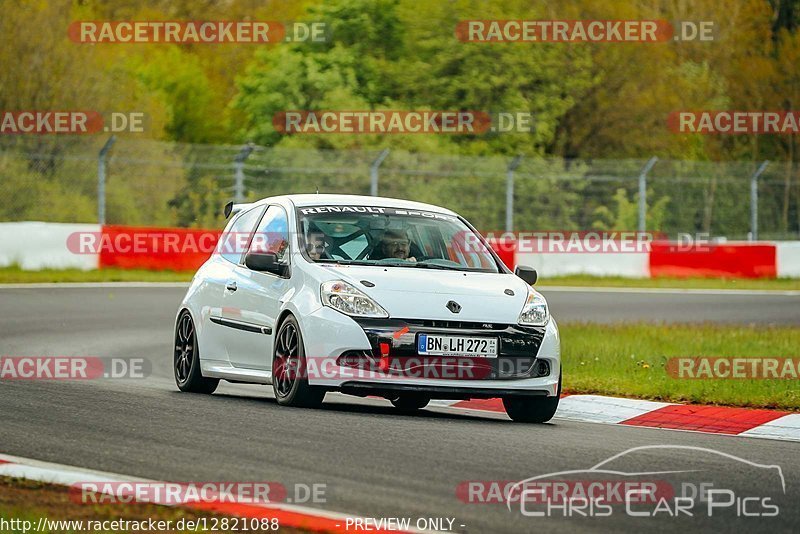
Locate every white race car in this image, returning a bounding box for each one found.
[174,194,561,422]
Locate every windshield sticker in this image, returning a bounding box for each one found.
[299,206,457,221]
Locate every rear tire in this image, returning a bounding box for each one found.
[390,395,430,413]
[503,369,561,423]
[174,311,219,394]
[272,315,326,408]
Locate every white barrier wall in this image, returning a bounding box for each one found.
[516,251,650,278]
[776,242,800,278]
[0,222,99,270]
[0,221,797,278]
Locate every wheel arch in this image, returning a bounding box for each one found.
[174,305,192,323]
[175,304,212,365]
[275,308,297,337]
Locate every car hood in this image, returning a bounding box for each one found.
[315,264,531,323]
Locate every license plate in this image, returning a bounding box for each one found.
[417,334,498,357]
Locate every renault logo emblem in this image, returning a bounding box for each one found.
[446,300,462,314]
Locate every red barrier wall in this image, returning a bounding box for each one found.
[96,225,780,279]
[98,226,220,271]
[488,238,516,270]
[649,242,777,279]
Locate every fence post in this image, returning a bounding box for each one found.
[370,149,390,196]
[97,135,116,225]
[637,156,658,233]
[506,156,522,232]
[750,160,770,241]
[233,143,254,203]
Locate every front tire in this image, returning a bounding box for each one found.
[272,315,326,408]
[174,310,219,394]
[503,370,561,423]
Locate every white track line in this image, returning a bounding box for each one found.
[0,453,438,534]
[430,395,800,443]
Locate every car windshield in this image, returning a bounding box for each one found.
[298,205,500,273]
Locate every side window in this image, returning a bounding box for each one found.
[218,207,263,264]
[249,206,290,263]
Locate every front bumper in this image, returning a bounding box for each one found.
[353,318,547,380]
[339,382,551,400]
[299,306,561,397]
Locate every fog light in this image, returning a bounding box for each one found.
[337,351,373,369]
[533,359,550,377]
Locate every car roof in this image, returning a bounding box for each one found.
[256,194,458,215]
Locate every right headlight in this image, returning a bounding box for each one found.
[517,289,549,326]
[321,280,389,318]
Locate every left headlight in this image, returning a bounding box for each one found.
[321,280,389,318]
[518,289,549,326]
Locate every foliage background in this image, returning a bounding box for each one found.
[1,0,799,236]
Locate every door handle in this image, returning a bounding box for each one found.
[225,281,237,292]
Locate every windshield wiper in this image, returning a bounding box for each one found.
[401,262,464,271]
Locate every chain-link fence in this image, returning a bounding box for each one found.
[1,136,798,239]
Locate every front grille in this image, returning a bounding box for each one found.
[402,319,509,330]
[352,317,546,380]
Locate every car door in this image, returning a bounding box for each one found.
[224,205,292,370]
[206,205,265,361]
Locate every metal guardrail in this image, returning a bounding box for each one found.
[0,137,797,240]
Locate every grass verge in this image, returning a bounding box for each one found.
[0,266,192,283]
[538,275,800,291]
[0,477,303,533]
[561,322,800,411]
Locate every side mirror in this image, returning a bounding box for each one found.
[244,252,287,276]
[514,265,537,285]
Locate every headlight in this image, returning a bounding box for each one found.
[518,289,549,326]
[321,280,389,318]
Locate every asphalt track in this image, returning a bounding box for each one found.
[1,286,799,533]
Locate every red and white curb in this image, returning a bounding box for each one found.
[432,395,800,442]
[0,453,429,534]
